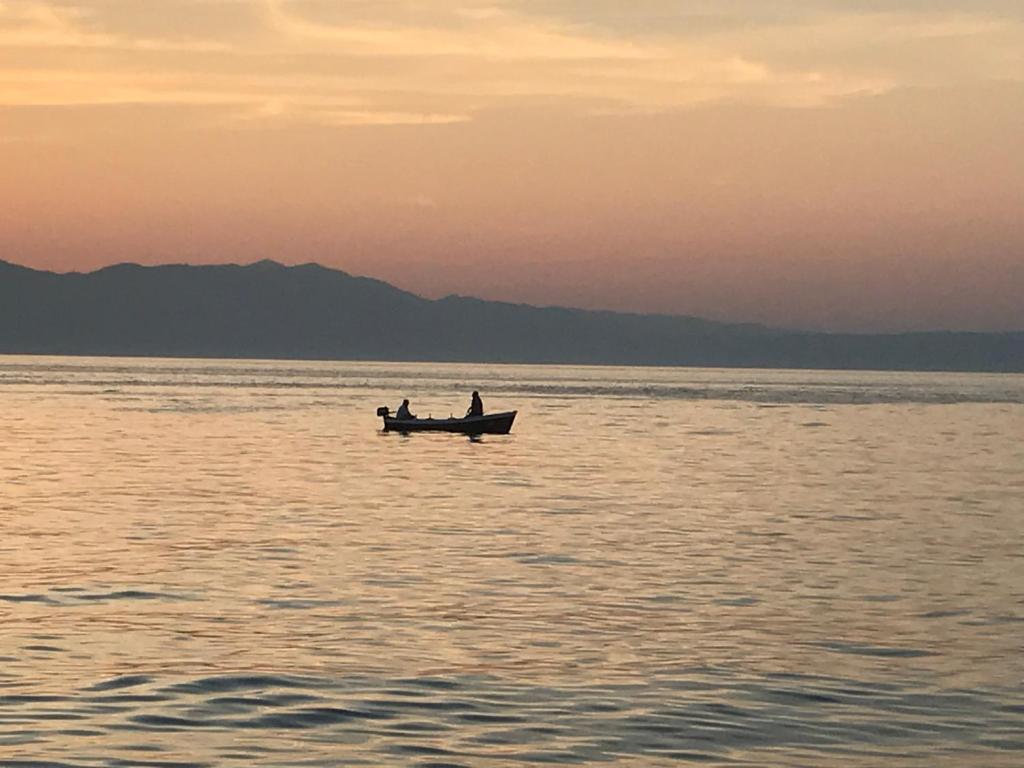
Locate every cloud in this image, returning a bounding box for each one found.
[0,0,1022,128]
[262,0,653,61]
[0,1,111,47]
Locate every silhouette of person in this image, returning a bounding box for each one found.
[466,391,483,417]
[396,399,415,420]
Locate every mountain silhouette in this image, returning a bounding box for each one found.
[1,259,1021,371]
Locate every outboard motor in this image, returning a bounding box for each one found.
[376,406,390,417]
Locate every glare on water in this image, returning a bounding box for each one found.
[1,357,1023,766]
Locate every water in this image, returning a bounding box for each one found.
[1,356,1023,767]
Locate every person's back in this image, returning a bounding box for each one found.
[396,399,415,420]
[467,391,483,417]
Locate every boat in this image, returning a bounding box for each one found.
[377,407,517,434]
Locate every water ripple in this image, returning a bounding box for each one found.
[2,358,1022,766]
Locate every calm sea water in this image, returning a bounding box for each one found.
[1,356,1023,767]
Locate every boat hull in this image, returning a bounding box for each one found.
[382,411,517,434]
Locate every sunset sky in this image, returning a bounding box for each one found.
[2,1,1022,331]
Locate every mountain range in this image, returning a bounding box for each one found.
[1,259,1021,371]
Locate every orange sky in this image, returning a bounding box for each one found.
[2,1,1023,331]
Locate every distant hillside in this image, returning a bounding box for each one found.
[0,259,1021,371]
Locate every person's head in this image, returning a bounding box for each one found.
[472,391,479,397]
[402,399,409,406]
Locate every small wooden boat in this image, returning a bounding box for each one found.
[377,407,517,434]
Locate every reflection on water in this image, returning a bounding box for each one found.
[1,357,1023,766]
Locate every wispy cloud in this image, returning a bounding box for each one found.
[1,1,1022,126]
[262,0,652,60]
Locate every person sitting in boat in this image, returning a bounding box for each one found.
[396,399,416,420]
[466,391,483,418]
